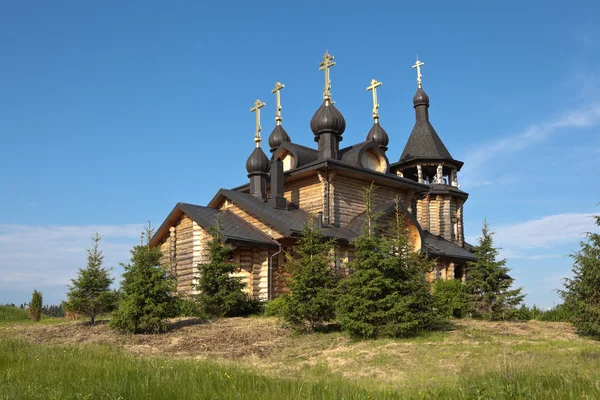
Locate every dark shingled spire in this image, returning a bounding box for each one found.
[399,87,456,165]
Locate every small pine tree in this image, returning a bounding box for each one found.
[336,185,439,338]
[465,220,525,320]
[29,290,43,322]
[110,223,176,334]
[195,216,249,317]
[65,234,118,324]
[283,218,339,331]
[559,215,600,339]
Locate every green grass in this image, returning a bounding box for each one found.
[0,306,29,323]
[0,305,66,326]
[1,338,600,399]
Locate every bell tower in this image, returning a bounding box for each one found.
[392,58,468,247]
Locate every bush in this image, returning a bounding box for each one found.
[29,290,43,322]
[512,304,571,322]
[174,296,206,318]
[538,304,571,322]
[264,296,288,317]
[238,296,264,316]
[433,279,469,319]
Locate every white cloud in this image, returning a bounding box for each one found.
[461,104,600,187]
[466,213,598,261]
[493,213,597,250]
[0,224,144,304]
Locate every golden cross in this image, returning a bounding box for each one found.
[412,57,424,88]
[319,51,336,101]
[271,81,285,125]
[366,79,382,121]
[250,99,266,147]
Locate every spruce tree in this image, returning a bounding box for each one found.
[29,290,43,322]
[465,220,525,320]
[110,224,176,334]
[65,234,118,325]
[283,218,339,331]
[559,215,600,339]
[336,185,438,338]
[195,216,249,317]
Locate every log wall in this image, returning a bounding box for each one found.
[417,195,464,245]
[427,259,464,282]
[331,175,414,228]
[283,175,323,215]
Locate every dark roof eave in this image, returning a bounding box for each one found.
[426,184,469,199]
[391,157,465,171]
[150,203,184,247]
[224,236,280,249]
[425,250,478,262]
[231,158,430,193]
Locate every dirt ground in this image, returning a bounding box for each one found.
[0,317,584,359]
[0,317,291,360]
[2,316,594,388]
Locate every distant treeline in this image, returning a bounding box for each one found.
[514,304,570,322]
[2,303,65,318]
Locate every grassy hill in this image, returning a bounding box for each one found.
[1,317,599,399]
[0,305,29,323]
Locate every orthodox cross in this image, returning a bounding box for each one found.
[250,99,266,147]
[412,57,424,88]
[366,79,382,121]
[319,51,336,101]
[271,81,285,125]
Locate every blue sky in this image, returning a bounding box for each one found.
[1,1,599,307]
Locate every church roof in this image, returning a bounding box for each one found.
[209,189,357,241]
[150,202,279,249]
[397,86,464,170]
[400,120,455,163]
[230,157,430,194]
[338,140,388,170]
[272,142,318,168]
[422,232,477,261]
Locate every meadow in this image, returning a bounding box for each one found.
[0,306,29,323]
[1,310,600,399]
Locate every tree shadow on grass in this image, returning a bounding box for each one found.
[168,318,209,331]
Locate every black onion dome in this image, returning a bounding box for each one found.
[245,147,270,175]
[413,87,430,107]
[366,122,389,149]
[310,101,346,136]
[268,125,291,150]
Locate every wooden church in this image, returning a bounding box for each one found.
[150,53,476,300]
